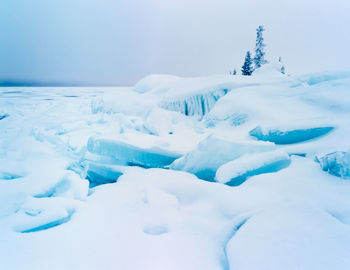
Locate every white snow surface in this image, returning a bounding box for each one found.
[1,68,350,270]
[215,150,290,184]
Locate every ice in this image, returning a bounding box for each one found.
[0,172,22,180]
[0,113,9,120]
[161,88,228,117]
[11,197,81,233]
[82,161,125,187]
[34,171,89,201]
[170,135,275,181]
[297,70,350,85]
[317,151,350,178]
[249,126,334,144]
[157,75,256,117]
[87,135,182,168]
[215,150,291,185]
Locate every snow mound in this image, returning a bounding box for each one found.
[215,150,291,185]
[134,74,181,93]
[249,126,334,144]
[170,135,275,181]
[317,151,350,178]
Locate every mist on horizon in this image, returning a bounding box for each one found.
[1,0,350,86]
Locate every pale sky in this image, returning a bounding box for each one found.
[1,0,350,85]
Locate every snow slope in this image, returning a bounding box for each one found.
[1,68,350,270]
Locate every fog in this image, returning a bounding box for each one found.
[1,0,349,85]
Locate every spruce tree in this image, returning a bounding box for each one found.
[241,51,253,76]
[254,25,267,69]
[279,57,286,74]
[233,68,237,75]
[281,65,285,74]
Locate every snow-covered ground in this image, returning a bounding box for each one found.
[1,66,350,269]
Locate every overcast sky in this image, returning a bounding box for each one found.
[1,0,350,85]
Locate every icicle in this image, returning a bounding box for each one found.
[160,88,229,117]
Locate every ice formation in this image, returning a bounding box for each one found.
[87,136,182,168]
[0,113,9,120]
[317,151,350,178]
[1,68,350,270]
[161,88,229,117]
[215,150,291,185]
[82,161,125,187]
[249,126,334,144]
[170,135,275,181]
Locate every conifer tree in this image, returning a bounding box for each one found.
[254,25,267,69]
[233,68,237,75]
[281,65,285,74]
[241,51,253,76]
[279,57,286,74]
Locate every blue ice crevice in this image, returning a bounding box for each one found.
[249,126,334,144]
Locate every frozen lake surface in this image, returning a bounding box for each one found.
[1,67,350,269]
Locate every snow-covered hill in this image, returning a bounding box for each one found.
[1,66,350,270]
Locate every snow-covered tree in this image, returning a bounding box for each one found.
[241,51,253,76]
[254,25,267,69]
[233,68,237,75]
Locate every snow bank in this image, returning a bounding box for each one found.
[170,135,275,181]
[215,150,290,185]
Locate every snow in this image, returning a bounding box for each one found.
[297,70,350,85]
[170,135,276,181]
[215,150,290,185]
[1,68,350,269]
[133,74,181,93]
